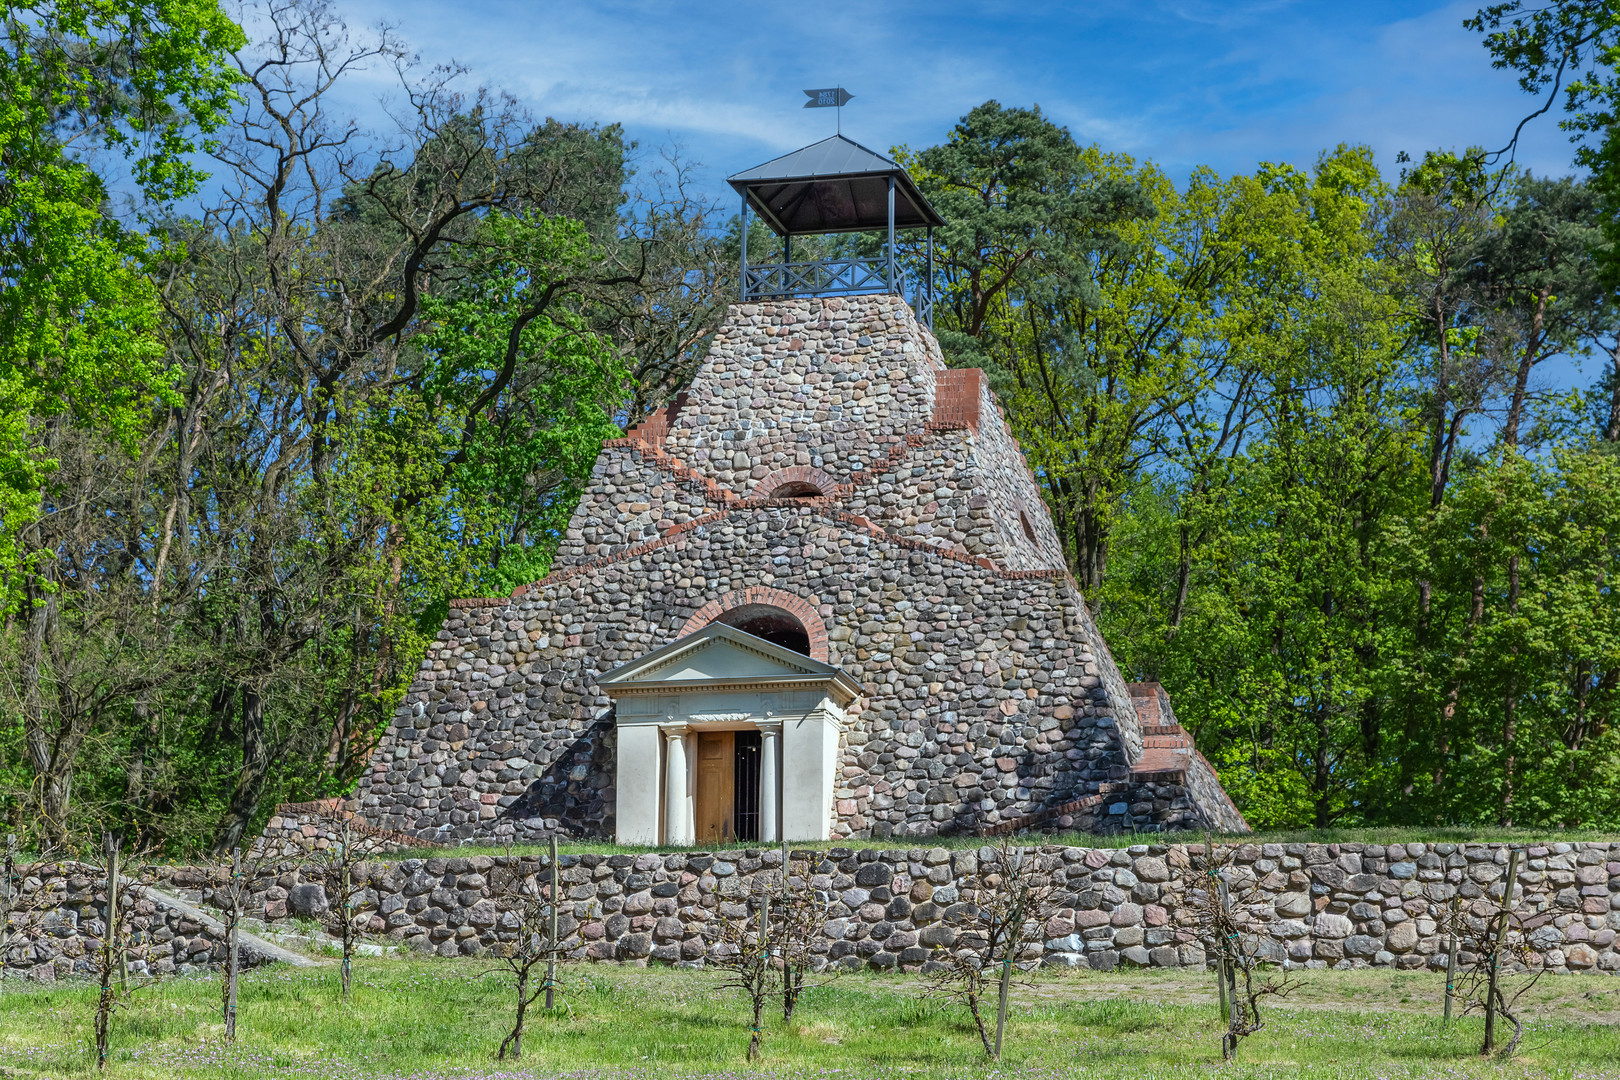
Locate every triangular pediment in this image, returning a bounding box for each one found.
[599,623,858,701]
[632,637,816,683]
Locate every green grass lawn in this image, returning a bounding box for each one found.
[3,960,1619,1078]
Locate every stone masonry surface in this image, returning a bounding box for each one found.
[357,294,1242,843]
[11,841,1619,979]
[2,864,282,982]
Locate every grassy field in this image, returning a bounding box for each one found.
[2,959,1619,1078]
[381,824,1620,861]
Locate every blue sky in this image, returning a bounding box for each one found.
[328,0,1578,196]
[248,0,1602,398]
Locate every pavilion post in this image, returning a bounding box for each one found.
[886,175,897,295]
[740,193,750,301]
[926,226,934,327]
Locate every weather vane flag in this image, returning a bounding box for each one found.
[804,86,853,132]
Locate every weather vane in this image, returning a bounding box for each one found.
[803,86,853,134]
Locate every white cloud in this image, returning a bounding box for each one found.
[240,0,1586,193]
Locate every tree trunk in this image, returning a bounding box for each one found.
[1501,551,1522,826]
[1427,294,1454,509]
[499,968,529,1060]
[1606,341,1620,443]
[1501,289,1547,449]
[212,687,269,856]
[968,982,992,1058]
[1313,712,1332,828]
[747,991,764,1061]
[21,590,81,843]
[95,976,113,1070]
[1436,549,1489,795]
[1168,524,1193,634]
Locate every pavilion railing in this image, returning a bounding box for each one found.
[742,256,934,328]
[912,274,934,328]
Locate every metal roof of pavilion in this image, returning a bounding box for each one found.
[727,134,945,236]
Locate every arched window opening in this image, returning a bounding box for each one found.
[1019,510,1037,544]
[716,604,812,656]
[768,480,823,499]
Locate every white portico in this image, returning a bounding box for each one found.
[601,623,860,846]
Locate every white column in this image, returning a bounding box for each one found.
[759,722,781,843]
[663,725,692,846]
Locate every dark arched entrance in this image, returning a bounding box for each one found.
[714,604,811,656]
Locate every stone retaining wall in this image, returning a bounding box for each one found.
[120,840,1620,976]
[2,864,279,983]
[10,840,1618,981]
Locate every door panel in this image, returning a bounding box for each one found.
[694,732,735,845]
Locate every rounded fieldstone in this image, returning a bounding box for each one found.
[288,883,329,917]
[1567,944,1598,968]
[1111,902,1143,927]
[1385,922,1419,953]
[853,862,894,887]
[1313,913,1352,938]
[1345,934,1381,958]
[1274,892,1312,918]
[1133,857,1169,883]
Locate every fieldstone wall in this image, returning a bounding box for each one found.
[1,864,280,983]
[252,800,434,859]
[10,841,1620,980]
[359,294,1242,845]
[11,840,1595,979]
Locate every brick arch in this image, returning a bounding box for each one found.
[751,465,839,500]
[677,586,830,662]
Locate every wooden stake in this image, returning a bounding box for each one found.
[1482,848,1520,1055]
[546,835,558,1010]
[1,834,14,1002]
[225,847,240,1039]
[340,820,353,1002]
[1443,926,1459,1025]
[105,832,124,991]
[1206,835,1229,1025]
[1216,868,1238,1060]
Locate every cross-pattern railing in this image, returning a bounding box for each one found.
[912,275,934,328]
[743,257,889,299]
[742,256,934,328]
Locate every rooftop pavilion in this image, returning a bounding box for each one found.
[727,134,944,325]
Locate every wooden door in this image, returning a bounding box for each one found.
[694,732,735,845]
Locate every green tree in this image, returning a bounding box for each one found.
[0,0,716,852]
[911,100,1154,360]
[0,0,243,603]
[1100,153,1421,828]
[1414,450,1620,825]
[1465,174,1609,449]
[1,0,242,839]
